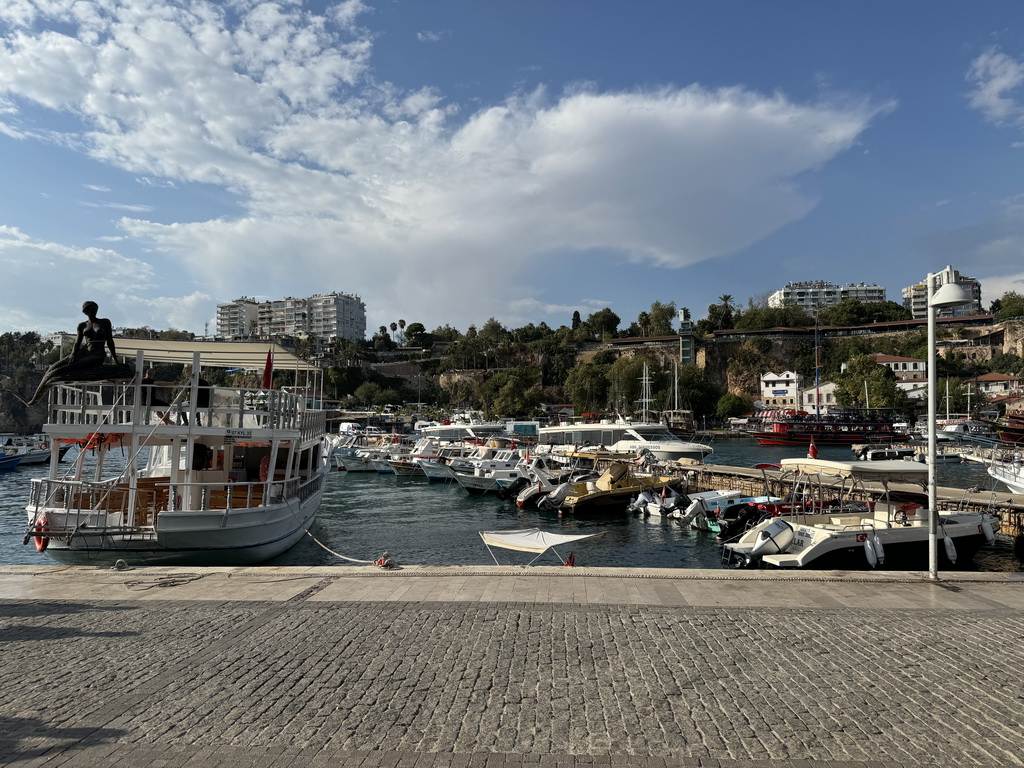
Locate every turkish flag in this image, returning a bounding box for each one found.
[807,438,819,459]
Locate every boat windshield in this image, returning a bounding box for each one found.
[629,426,679,441]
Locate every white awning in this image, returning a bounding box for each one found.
[479,528,605,554]
[113,339,318,372]
[780,457,928,483]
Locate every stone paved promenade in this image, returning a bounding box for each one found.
[1,565,1023,768]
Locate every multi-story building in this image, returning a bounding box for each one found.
[216,298,259,338]
[901,266,982,319]
[216,292,366,344]
[766,280,886,310]
[760,371,803,407]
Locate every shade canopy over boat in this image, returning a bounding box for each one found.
[780,457,928,484]
[479,528,605,565]
[114,339,318,371]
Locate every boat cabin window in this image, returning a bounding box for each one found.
[630,426,676,440]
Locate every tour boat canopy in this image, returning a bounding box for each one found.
[780,457,928,483]
[114,339,318,371]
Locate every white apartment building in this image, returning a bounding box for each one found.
[217,292,366,343]
[798,381,837,411]
[766,281,886,310]
[901,265,982,319]
[760,371,803,407]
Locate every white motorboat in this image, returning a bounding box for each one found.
[537,418,712,462]
[723,458,998,570]
[0,433,71,465]
[23,340,328,566]
[452,447,526,494]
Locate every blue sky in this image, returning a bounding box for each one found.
[2,1,1024,337]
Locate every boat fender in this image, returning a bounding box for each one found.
[864,538,877,568]
[32,515,50,552]
[981,519,995,544]
[872,534,885,565]
[943,535,957,564]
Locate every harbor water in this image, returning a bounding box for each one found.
[2,438,1020,570]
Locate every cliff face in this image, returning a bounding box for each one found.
[0,373,44,434]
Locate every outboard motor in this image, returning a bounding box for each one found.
[498,476,529,502]
[715,504,763,542]
[749,519,795,556]
[538,482,573,511]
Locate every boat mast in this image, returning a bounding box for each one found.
[814,311,820,417]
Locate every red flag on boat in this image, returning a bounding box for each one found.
[262,348,273,389]
[807,438,819,459]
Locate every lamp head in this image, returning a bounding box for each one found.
[930,281,973,309]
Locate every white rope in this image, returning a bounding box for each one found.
[302,528,376,563]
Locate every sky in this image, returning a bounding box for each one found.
[2,1,1024,339]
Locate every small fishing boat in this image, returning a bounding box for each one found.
[0,453,23,471]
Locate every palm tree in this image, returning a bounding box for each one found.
[718,294,734,312]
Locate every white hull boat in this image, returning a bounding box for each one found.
[23,341,328,566]
[724,458,998,570]
[988,460,1024,494]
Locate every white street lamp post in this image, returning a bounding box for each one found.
[926,272,973,581]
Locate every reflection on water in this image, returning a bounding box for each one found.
[3,438,1021,570]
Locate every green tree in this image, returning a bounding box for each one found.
[585,308,621,340]
[404,322,428,347]
[354,382,382,405]
[674,365,722,418]
[834,354,909,410]
[647,301,677,336]
[563,362,611,414]
[716,392,754,420]
[994,291,1024,321]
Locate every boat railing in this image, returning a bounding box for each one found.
[48,383,312,431]
[31,470,326,525]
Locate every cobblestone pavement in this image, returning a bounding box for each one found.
[0,567,1023,768]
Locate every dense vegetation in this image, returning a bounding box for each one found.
[3,292,1022,425]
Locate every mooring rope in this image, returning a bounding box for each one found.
[302,528,376,564]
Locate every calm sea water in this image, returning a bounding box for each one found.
[3,438,1020,570]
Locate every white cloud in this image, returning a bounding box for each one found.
[82,201,156,212]
[0,1,890,334]
[84,184,112,192]
[967,47,1024,127]
[417,30,447,44]
[0,225,159,332]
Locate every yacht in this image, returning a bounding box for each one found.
[537,418,712,462]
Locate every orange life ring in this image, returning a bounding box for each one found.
[33,515,50,552]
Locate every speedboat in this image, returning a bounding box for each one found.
[723,458,998,570]
[541,461,680,516]
[23,340,328,566]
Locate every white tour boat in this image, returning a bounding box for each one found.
[23,340,328,566]
[537,418,712,462]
